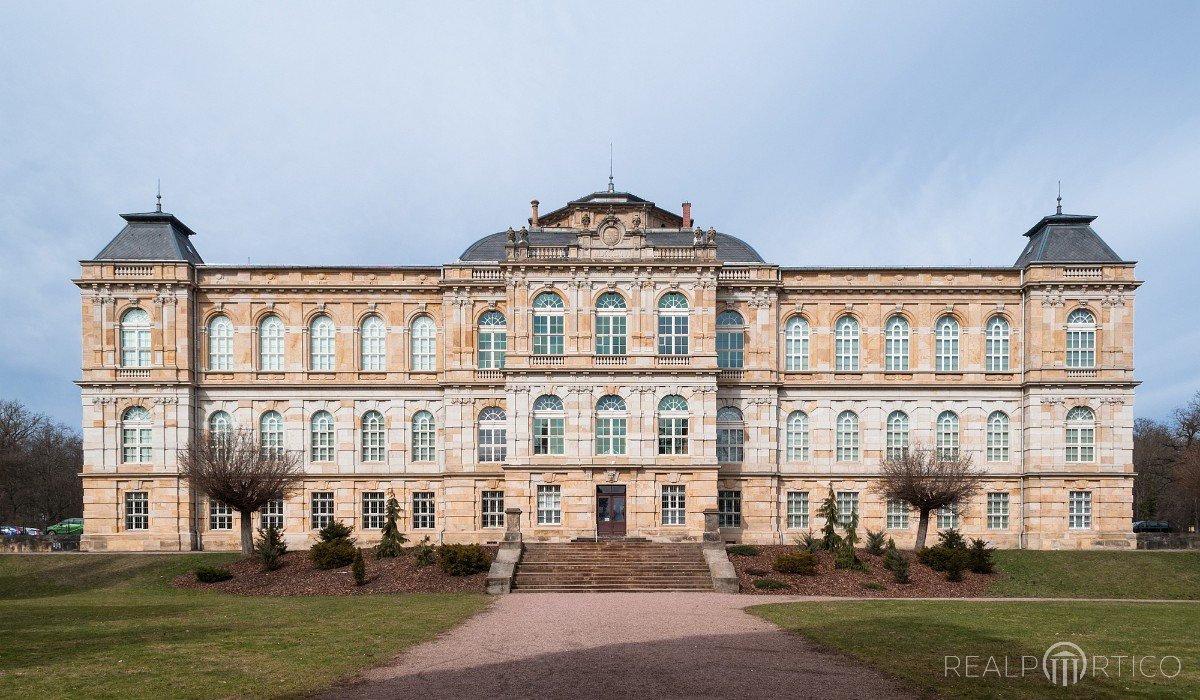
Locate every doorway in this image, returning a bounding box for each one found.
[596,485,627,537]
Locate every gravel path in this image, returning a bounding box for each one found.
[318,593,915,700]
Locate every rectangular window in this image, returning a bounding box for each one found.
[786,491,809,529]
[1066,330,1096,368]
[716,331,744,369]
[658,417,689,455]
[532,315,564,355]
[260,499,284,530]
[536,485,561,525]
[362,423,386,462]
[716,427,744,463]
[1068,491,1092,529]
[311,492,334,530]
[936,338,959,371]
[478,425,507,463]
[595,416,627,456]
[533,417,565,455]
[657,314,689,355]
[1065,426,1095,463]
[986,334,1010,372]
[987,492,1009,529]
[887,498,909,529]
[885,334,909,371]
[937,504,959,530]
[209,500,233,530]
[412,492,436,529]
[835,335,859,371]
[122,426,153,463]
[481,491,505,528]
[125,491,148,530]
[717,490,742,528]
[836,492,859,526]
[662,485,686,526]
[595,314,627,355]
[361,492,385,529]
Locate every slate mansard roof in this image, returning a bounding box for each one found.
[1014,214,1125,267]
[93,212,204,264]
[458,229,766,263]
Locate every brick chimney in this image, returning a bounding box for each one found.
[530,200,540,228]
[681,201,692,228]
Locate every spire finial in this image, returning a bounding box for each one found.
[608,143,614,193]
[1056,180,1062,215]
[156,179,162,213]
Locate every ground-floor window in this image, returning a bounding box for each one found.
[361,492,385,529]
[311,492,334,530]
[260,499,284,530]
[718,490,742,528]
[987,492,1009,529]
[209,500,233,530]
[836,491,859,526]
[125,491,148,530]
[481,491,505,528]
[537,485,561,525]
[937,504,959,530]
[412,492,436,529]
[1068,491,1092,529]
[786,491,809,529]
[887,498,909,529]
[662,485,686,525]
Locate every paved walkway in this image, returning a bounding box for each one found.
[319,593,915,700]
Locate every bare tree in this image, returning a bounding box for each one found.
[178,428,304,555]
[874,443,983,551]
[1174,442,1200,534]
[0,399,82,527]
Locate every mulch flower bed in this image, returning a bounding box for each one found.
[730,545,992,597]
[174,547,496,596]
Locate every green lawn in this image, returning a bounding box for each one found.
[987,551,1200,599]
[0,553,489,699]
[751,600,1200,699]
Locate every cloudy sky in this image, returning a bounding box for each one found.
[1,1,1198,427]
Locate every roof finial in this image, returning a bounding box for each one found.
[156,179,163,213]
[1056,180,1062,215]
[608,143,614,193]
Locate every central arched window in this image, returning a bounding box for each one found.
[532,394,565,455]
[207,410,233,438]
[595,395,627,455]
[360,315,387,371]
[936,410,960,459]
[935,316,960,372]
[657,293,689,355]
[121,406,152,463]
[310,410,334,462]
[716,311,745,369]
[834,316,860,371]
[987,411,1010,462]
[716,406,745,463]
[309,315,336,371]
[532,292,565,356]
[786,410,809,461]
[411,410,435,462]
[1066,309,1096,368]
[657,395,689,455]
[478,406,507,462]
[1065,406,1095,462]
[259,315,285,371]
[835,410,859,461]
[120,308,151,367]
[885,316,910,371]
[784,317,810,371]
[595,293,628,356]
[260,410,284,456]
[411,316,437,371]
[361,410,385,462]
[477,311,507,368]
[986,316,1010,371]
[886,410,909,459]
[208,315,233,370]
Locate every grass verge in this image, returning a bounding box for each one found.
[988,550,1200,599]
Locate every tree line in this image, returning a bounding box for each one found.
[0,399,83,528]
[1134,391,1200,532]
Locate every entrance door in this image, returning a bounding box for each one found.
[596,485,627,537]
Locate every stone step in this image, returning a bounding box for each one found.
[512,542,713,593]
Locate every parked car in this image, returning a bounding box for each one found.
[0,525,21,537]
[45,518,83,536]
[1133,520,1172,533]
[20,527,42,537]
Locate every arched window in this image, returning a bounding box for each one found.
[310,410,334,462]
[595,395,627,456]
[886,410,909,459]
[1066,309,1096,368]
[936,410,960,459]
[477,311,507,369]
[411,410,435,462]
[361,410,385,462]
[120,308,151,367]
[410,316,437,371]
[478,407,507,462]
[260,410,284,456]
[595,293,628,356]
[309,315,336,371]
[986,316,1010,372]
[360,315,387,371]
[836,410,859,461]
[657,293,690,355]
[935,316,960,372]
[208,315,233,370]
[1065,406,1095,463]
[834,316,860,371]
[258,315,285,371]
[121,406,152,463]
[885,316,910,371]
[987,411,1010,462]
[784,317,810,371]
[786,411,809,461]
[532,394,565,455]
[207,410,233,437]
[532,292,565,356]
[716,311,745,369]
[657,395,689,455]
[716,406,745,463]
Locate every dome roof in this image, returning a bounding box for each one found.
[458,229,764,263]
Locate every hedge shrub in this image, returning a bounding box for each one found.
[311,539,357,569]
[438,544,491,576]
[194,565,233,583]
[726,544,760,556]
[772,550,817,575]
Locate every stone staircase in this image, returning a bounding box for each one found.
[512,541,714,592]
